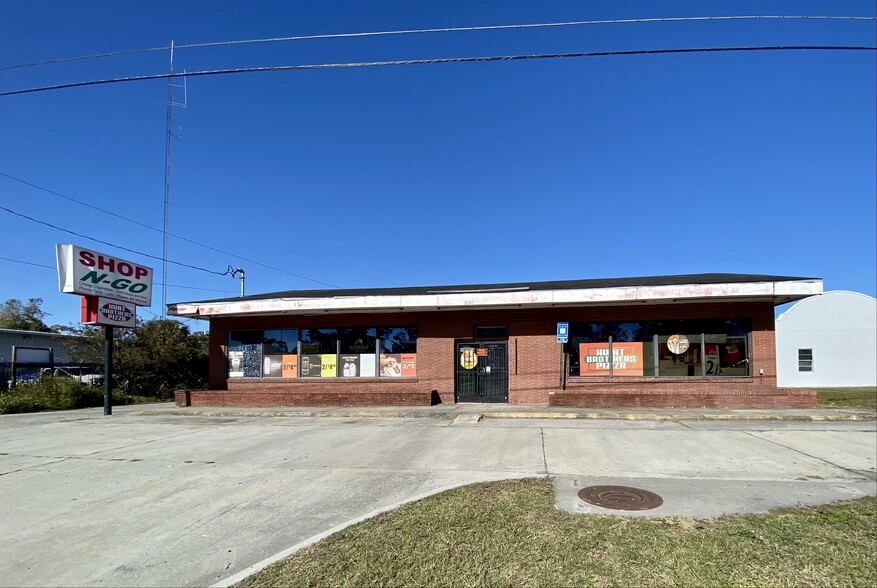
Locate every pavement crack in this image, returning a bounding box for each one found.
[540,428,548,474]
[744,431,874,480]
[0,456,70,476]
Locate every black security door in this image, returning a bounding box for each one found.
[455,341,508,403]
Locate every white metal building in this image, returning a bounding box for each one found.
[776,291,877,388]
[0,328,76,386]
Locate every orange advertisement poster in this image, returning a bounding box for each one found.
[401,354,417,377]
[281,354,298,378]
[579,342,644,376]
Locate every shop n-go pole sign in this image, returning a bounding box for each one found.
[56,244,153,307]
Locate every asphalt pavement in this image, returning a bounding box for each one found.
[0,403,874,587]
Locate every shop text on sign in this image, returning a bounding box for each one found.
[580,342,644,376]
[56,244,153,307]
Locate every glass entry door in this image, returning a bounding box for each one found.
[455,341,508,403]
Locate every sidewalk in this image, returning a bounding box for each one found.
[134,402,876,422]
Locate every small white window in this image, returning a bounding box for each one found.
[798,349,813,372]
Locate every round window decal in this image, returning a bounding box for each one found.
[460,348,478,370]
[666,334,690,355]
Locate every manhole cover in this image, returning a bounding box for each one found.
[577,485,664,511]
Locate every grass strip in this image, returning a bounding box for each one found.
[816,387,877,411]
[240,478,876,588]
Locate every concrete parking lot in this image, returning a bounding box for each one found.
[0,404,874,587]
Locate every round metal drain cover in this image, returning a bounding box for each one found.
[577,485,664,511]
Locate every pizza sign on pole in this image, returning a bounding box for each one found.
[81,296,137,328]
[56,244,153,417]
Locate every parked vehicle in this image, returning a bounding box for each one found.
[7,367,104,388]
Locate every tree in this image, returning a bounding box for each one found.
[114,319,208,397]
[0,298,52,332]
[57,319,208,398]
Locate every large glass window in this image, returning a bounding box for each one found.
[228,330,263,378]
[339,328,377,377]
[227,326,418,379]
[378,327,418,377]
[301,329,338,378]
[569,319,751,378]
[569,322,656,377]
[229,329,299,378]
[262,329,298,378]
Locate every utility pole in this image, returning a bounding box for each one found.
[162,41,174,317]
[162,41,187,317]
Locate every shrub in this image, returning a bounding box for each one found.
[0,376,157,414]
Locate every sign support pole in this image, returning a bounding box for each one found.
[103,326,113,416]
[559,341,565,390]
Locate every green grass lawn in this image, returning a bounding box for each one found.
[239,478,877,588]
[816,387,877,411]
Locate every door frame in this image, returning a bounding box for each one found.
[454,339,509,403]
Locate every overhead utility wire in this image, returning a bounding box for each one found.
[1,15,872,72]
[1,45,874,98]
[0,254,230,294]
[0,256,55,270]
[0,255,229,292]
[0,204,229,276]
[0,171,341,288]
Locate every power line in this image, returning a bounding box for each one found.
[0,15,872,72]
[1,45,874,98]
[0,204,229,276]
[0,170,341,288]
[0,256,55,270]
[0,252,232,294]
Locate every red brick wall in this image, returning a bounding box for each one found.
[190,301,812,408]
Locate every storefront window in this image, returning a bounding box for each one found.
[228,330,263,378]
[339,328,377,377]
[227,326,418,379]
[569,319,750,378]
[301,329,338,378]
[378,327,417,377]
[705,319,751,376]
[262,329,298,378]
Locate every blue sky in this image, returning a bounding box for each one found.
[1,1,875,330]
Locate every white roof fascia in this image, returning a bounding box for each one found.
[168,279,823,318]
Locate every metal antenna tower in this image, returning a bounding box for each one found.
[162,40,187,317]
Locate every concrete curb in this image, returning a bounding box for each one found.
[134,408,876,422]
[210,474,537,588]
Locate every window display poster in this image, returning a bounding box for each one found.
[228,350,244,377]
[380,354,403,376]
[263,354,283,377]
[241,343,261,377]
[379,354,417,377]
[673,347,700,365]
[341,354,360,377]
[721,340,744,367]
[301,354,322,377]
[360,353,376,377]
[282,354,298,378]
[320,354,337,377]
[401,353,416,376]
[578,342,643,376]
[340,354,377,377]
[704,344,720,375]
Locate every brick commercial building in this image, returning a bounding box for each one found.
[168,273,822,409]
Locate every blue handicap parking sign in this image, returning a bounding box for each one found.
[557,322,569,343]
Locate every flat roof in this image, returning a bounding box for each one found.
[168,273,823,319]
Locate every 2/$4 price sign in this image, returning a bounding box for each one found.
[56,245,153,327]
